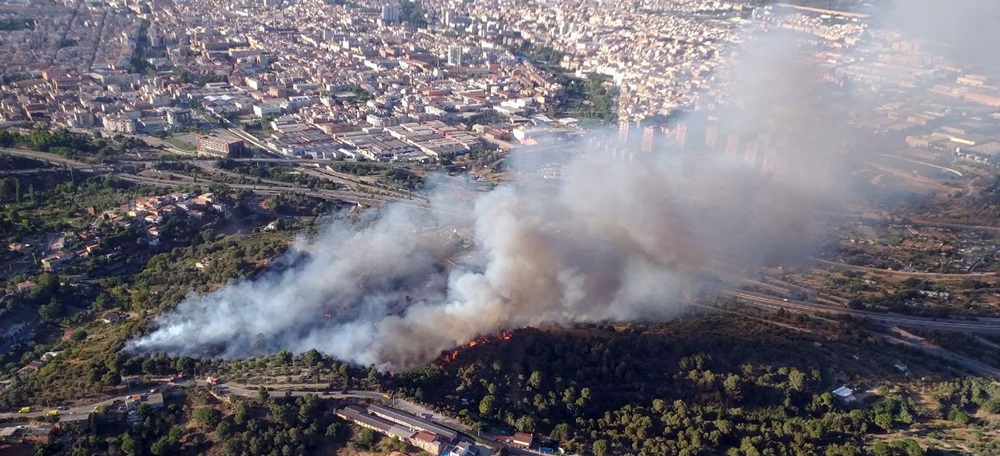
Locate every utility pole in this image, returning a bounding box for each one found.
[126,376,135,411]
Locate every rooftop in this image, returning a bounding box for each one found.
[368,404,459,442]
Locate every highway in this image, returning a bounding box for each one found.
[0,148,430,210]
[719,288,1000,333]
[114,173,432,210]
[873,153,963,177]
[0,148,92,168]
[6,145,1000,406]
[706,287,1000,379]
[811,257,997,280]
[820,209,1000,235]
[0,167,108,175]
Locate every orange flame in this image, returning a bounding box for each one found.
[439,351,459,364]
[440,331,514,364]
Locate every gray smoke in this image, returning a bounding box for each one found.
[129,140,842,370]
[127,6,901,370]
[879,0,1000,68]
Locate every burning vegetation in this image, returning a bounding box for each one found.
[438,330,513,365]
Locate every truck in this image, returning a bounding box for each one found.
[18,406,30,414]
[45,410,58,417]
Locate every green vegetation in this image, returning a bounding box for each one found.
[214,160,348,192]
[0,174,159,245]
[512,43,618,123]
[0,129,98,156]
[57,397,189,456]
[509,43,566,74]
[399,0,428,26]
[263,192,332,217]
[326,161,425,190]
[326,161,387,175]
[468,109,507,126]
[464,142,503,165]
[0,180,276,404]
[342,84,373,103]
[380,167,424,190]
[0,128,146,162]
[0,165,303,408]
[136,349,381,391]
[35,383,353,455]
[204,393,347,456]
[163,136,196,151]
[388,312,972,455]
[981,175,1000,206]
[916,331,1000,369]
[172,66,229,85]
[551,73,618,123]
[0,272,84,329]
[0,153,53,170]
[0,230,295,410]
[128,20,163,76]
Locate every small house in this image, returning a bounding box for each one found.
[512,432,534,449]
[832,386,856,403]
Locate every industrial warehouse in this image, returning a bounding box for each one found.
[336,404,471,455]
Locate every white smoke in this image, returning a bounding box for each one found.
[129,134,842,370]
[126,5,898,370]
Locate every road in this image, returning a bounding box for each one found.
[720,288,1000,333]
[821,210,1000,235]
[0,381,535,454]
[115,173,422,208]
[873,332,1000,379]
[0,380,383,421]
[220,383,382,401]
[0,379,543,454]
[707,289,1000,379]
[874,153,963,177]
[0,391,128,420]
[1,146,438,211]
[216,383,539,455]
[811,257,996,280]
[0,148,91,168]
[0,165,113,174]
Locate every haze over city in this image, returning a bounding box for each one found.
[3,0,1000,455]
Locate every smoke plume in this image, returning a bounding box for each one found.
[128,8,882,370]
[130,137,844,370]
